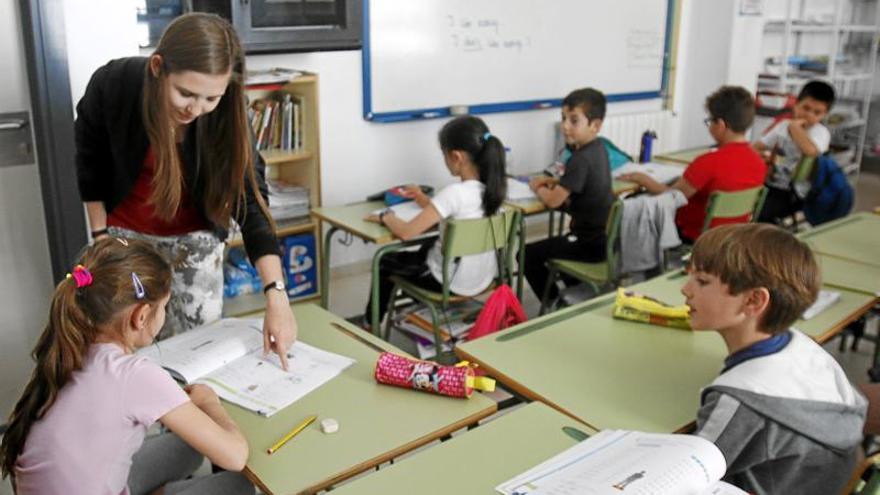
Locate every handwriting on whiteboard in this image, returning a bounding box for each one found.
[446,14,531,54]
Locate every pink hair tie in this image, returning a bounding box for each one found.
[66,264,93,288]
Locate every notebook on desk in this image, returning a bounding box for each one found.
[371,201,424,222]
[506,177,538,201]
[138,318,355,417]
[496,429,747,495]
[612,161,684,185]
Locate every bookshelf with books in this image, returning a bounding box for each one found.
[223,71,323,316]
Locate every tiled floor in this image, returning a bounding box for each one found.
[0,172,877,495]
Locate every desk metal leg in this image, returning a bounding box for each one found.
[548,210,556,238]
[517,212,526,301]
[369,239,432,337]
[321,226,339,309]
[370,243,408,336]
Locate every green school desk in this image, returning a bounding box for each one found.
[312,201,435,332]
[798,212,880,267]
[817,253,880,296]
[331,403,596,495]
[225,304,496,494]
[653,146,714,165]
[504,179,640,299]
[455,270,876,433]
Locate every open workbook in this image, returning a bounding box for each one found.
[612,161,685,185]
[496,429,747,495]
[138,318,355,417]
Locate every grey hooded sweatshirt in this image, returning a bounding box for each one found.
[696,329,866,495]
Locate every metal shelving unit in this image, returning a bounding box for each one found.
[758,0,880,171]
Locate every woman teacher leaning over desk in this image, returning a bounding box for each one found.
[74,13,297,368]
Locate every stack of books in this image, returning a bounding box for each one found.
[393,300,483,359]
[267,179,310,222]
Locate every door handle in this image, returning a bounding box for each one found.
[0,119,26,131]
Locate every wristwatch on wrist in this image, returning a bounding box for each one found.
[263,280,287,295]
[379,208,391,224]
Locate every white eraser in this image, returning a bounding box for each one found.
[320,418,339,434]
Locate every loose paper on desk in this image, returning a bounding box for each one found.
[613,162,684,185]
[138,318,355,417]
[496,429,747,495]
[801,289,841,320]
[506,177,538,201]
[371,201,423,222]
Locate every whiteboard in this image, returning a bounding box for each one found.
[363,0,673,122]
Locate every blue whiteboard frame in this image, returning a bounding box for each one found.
[362,0,676,123]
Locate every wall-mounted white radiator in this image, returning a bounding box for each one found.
[600,110,679,159]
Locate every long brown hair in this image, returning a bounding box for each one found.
[143,12,272,229]
[0,238,172,480]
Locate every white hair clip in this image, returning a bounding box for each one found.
[131,272,146,300]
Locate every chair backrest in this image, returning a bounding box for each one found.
[439,209,520,303]
[604,199,625,281]
[792,156,816,183]
[702,186,767,234]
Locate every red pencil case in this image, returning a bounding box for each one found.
[373,352,495,398]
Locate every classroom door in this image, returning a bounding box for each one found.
[0,0,54,419]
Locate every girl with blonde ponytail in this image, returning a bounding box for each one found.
[1,238,253,494]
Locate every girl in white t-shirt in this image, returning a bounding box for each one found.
[1,238,253,495]
[363,115,507,328]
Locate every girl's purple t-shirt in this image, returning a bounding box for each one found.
[15,343,189,495]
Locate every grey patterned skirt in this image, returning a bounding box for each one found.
[107,226,224,340]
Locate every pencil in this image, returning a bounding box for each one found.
[267,414,317,455]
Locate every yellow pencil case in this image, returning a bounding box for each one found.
[612,288,691,330]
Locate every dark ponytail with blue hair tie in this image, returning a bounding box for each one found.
[438,116,507,216]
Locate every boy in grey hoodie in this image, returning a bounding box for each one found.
[684,223,866,495]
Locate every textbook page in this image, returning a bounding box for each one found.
[197,341,355,417]
[139,318,264,383]
[613,162,684,185]
[371,201,423,222]
[139,318,356,416]
[496,430,727,495]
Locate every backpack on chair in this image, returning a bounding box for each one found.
[803,155,854,226]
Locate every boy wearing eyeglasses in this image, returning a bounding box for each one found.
[620,86,766,243]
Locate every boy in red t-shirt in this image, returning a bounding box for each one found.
[620,86,766,242]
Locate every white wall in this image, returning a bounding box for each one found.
[673,0,766,148]
[0,0,53,418]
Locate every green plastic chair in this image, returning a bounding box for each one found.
[787,156,816,230]
[383,209,520,360]
[701,185,768,233]
[538,199,624,315]
[670,186,768,271]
